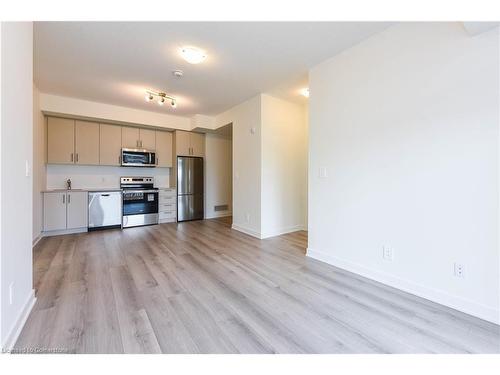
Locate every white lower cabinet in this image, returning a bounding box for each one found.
[43,191,88,232]
[67,191,89,229]
[159,188,176,223]
[43,192,67,231]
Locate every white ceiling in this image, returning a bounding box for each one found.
[34,22,392,117]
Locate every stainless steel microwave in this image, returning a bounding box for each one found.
[121,148,157,167]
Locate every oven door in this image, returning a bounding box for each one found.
[123,191,158,216]
[122,191,159,227]
[121,149,157,167]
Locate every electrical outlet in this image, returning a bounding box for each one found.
[382,246,393,261]
[9,282,14,305]
[245,213,250,223]
[454,263,465,278]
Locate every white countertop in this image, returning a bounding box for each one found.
[43,187,175,193]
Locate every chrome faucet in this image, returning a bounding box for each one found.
[66,179,72,190]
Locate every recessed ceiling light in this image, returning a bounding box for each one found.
[172,70,184,77]
[180,46,207,64]
[300,88,310,98]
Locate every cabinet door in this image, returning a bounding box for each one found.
[190,132,205,157]
[100,124,122,166]
[47,117,75,164]
[122,127,140,149]
[75,121,100,165]
[140,129,156,150]
[67,191,88,229]
[155,131,173,167]
[43,192,67,231]
[175,130,191,156]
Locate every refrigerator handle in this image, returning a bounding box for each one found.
[188,157,194,194]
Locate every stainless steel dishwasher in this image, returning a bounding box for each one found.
[88,191,122,230]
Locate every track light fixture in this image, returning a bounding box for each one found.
[145,90,177,108]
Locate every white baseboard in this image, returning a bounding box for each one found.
[42,227,87,237]
[231,224,262,239]
[260,224,306,239]
[2,290,36,352]
[232,223,306,239]
[205,211,232,219]
[32,233,43,247]
[307,247,500,325]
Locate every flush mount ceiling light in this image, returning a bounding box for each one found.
[145,90,177,108]
[180,46,207,64]
[300,88,310,98]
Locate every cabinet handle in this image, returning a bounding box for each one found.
[63,194,65,204]
[140,140,143,148]
[71,153,74,162]
[119,155,122,164]
[76,153,79,163]
[68,194,71,204]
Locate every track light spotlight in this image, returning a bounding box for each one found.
[145,90,177,109]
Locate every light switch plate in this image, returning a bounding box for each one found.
[25,160,30,177]
[319,167,328,178]
[9,282,14,305]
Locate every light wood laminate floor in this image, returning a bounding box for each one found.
[15,217,500,353]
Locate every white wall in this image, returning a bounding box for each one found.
[215,94,308,238]
[261,94,307,237]
[40,93,192,131]
[216,95,262,237]
[32,85,46,243]
[308,23,499,323]
[46,165,171,190]
[0,22,35,349]
[205,132,232,219]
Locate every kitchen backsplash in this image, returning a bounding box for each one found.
[46,164,171,189]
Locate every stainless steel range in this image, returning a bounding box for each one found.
[121,177,159,228]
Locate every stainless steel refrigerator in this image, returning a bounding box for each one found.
[177,156,204,222]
